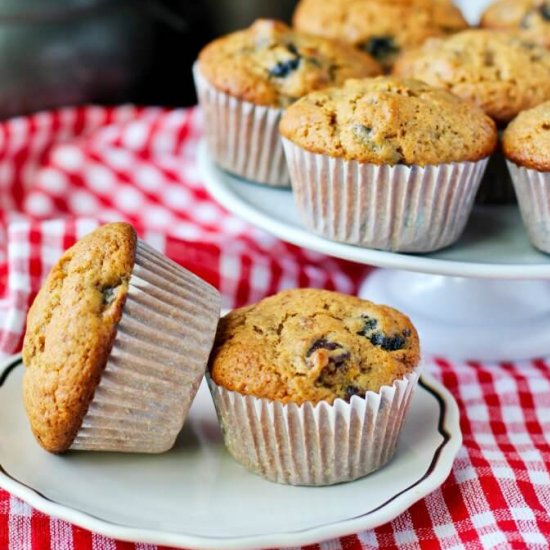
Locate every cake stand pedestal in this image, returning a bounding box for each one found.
[360,271,550,361]
[199,143,550,361]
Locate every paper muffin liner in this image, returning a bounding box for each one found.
[207,369,420,486]
[70,241,221,453]
[507,161,550,254]
[282,138,489,252]
[193,63,289,187]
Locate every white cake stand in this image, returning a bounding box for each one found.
[199,143,550,361]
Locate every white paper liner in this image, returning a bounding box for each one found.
[193,63,289,187]
[70,241,221,453]
[282,138,489,252]
[208,369,420,486]
[507,161,550,254]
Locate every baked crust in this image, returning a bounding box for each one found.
[210,289,420,405]
[22,223,137,453]
[279,76,497,165]
[503,100,550,171]
[198,19,381,108]
[393,29,550,124]
[293,0,468,69]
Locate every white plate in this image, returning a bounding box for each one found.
[199,142,550,280]
[0,356,461,549]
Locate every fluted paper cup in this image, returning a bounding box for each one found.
[282,139,489,252]
[208,369,419,486]
[507,161,550,254]
[193,63,289,187]
[70,241,221,453]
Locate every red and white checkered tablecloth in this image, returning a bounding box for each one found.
[0,105,549,550]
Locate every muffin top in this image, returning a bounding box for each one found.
[279,77,497,165]
[293,0,468,69]
[503,101,550,171]
[197,19,382,108]
[481,0,550,48]
[393,29,550,124]
[22,223,137,453]
[209,289,420,405]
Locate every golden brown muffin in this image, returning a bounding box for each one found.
[503,101,550,171]
[481,0,550,49]
[22,223,136,453]
[293,0,468,69]
[279,77,497,166]
[210,289,420,405]
[393,29,550,124]
[197,19,382,108]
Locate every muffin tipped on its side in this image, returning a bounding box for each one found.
[23,223,137,453]
[23,223,221,454]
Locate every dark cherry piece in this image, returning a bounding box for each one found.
[357,314,378,336]
[308,339,350,369]
[269,44,301,78]
[345,385,364,400]
[307,338,342,356]
[102,286,117,306]
[361,36,399,61]
[369,330,410,352]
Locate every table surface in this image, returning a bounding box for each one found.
[0,105,549,549]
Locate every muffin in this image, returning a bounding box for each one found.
[208,288,421,485]
[194,19,382,187]
[22,223,221,454]
[503,101,550,253]
[481,0,550,49]
[393,29,550,202]
[393,30,550,124]
[279,77,497,252]
[293,0,468,69]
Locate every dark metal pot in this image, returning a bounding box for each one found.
[203,0,298,34]
[0,0,154,118]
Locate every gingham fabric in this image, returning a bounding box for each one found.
[0,106,549,550]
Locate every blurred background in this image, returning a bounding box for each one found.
[0,0,491,120]
[0,0,300,119]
